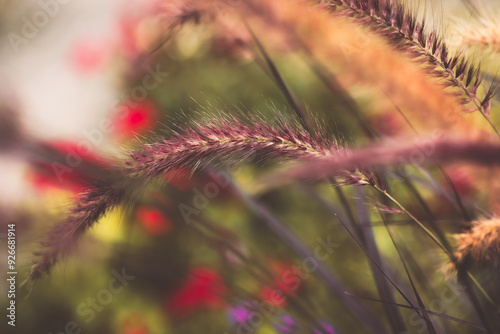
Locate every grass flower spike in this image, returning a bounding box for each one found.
[27,117,337,282]
[327,0,497,128]
[453,219,500,267]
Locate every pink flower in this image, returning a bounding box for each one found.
[70,37,111,74]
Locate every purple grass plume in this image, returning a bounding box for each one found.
[26,116,337,283]
[267,137,500,186]
[327,0,496,115]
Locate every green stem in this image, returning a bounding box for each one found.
[371,184,452,258]
[372,184,500,316]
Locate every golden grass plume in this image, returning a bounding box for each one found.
[453,218,500,268]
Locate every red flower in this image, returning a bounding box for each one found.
[135,205,173,236]
[28,141,108,195]
[259,261,298,307]
[113,100,158,139]
[167,267,227,317]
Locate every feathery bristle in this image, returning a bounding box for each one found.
[456,15,500,52]
[128,117,336,178]
[27,175,130,281]
[327,0,496,115]
[158,0,471,133]
[453,219,500,267]
[27,117,336,281]
[241,0,466,134]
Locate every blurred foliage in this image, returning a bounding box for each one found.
[2,1,500,334]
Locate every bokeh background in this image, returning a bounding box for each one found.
[1,0,499,333]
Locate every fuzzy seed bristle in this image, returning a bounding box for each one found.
[327,0,496,117]
[27,117,336,281]
[453,219,500,267]
[456,15,500,52]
